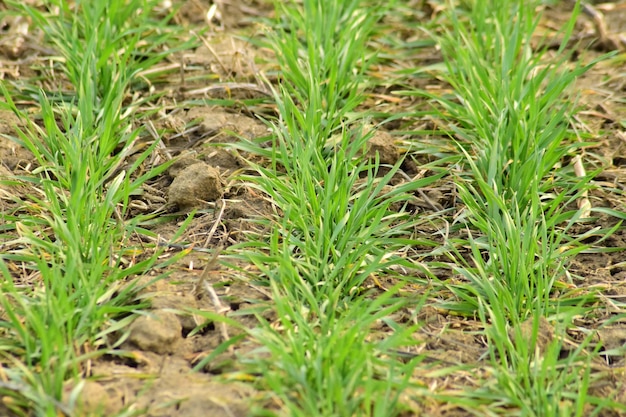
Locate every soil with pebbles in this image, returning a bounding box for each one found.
[1,1,626,416]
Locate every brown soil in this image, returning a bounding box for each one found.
[1,1,626,416]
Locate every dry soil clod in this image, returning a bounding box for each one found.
[366,129,401,166]
[168,162,224,210]
[127,309,183,355]
[509,316,556,355]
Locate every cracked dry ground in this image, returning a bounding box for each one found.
[2,1,626,416]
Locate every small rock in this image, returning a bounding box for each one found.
[128,310,182,354]
[168,162,223,210]
[151,293,199,334]
[366,129,400,165]
[186,107,268,140]
[597,326,626,354]
[64,380,123,416]
[509,316,555,354]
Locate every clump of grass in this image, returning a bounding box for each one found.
[241,93,439,300]
[0,0,191,414]
[269,0,384,136]
[435,0,603,209]
[247,281,422,417]
[227,0,440,415]
[416,0,620,414]
[431,0,617,321]
[235,80,437,415]
[236,0,439,300]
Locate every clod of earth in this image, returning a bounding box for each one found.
[509,316,556,355]
[127,309,183,354]
[150,292,200,335]
[185,108,268,142]
[167,162,223,210]
[596,326,626,356]
[63,380,124,416]
[167,151,202,177]
[365,129,400,165]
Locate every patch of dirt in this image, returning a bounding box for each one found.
[0,109,32,171]
[179,106,269,149]
[65,357,255,417]
[63,263,271,417]
[2,0,626,416]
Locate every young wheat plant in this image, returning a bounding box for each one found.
[421,0,622,414]
[0,1,192,415]
[227,0,439,415]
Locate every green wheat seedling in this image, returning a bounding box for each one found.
[442,155,614,320]
[435,0,604,209]
[236,95,437,416]
[416,0,620,414]
[226,0,439,415]
[240,91,439,298]
[0,1,190,415]
[267,0,386,137]
[441,180,614,414]
[233,0,436,298]
[8,0,190,105]
[247,281,421,417]
[431,0,618,320]
[428,0,599,320]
